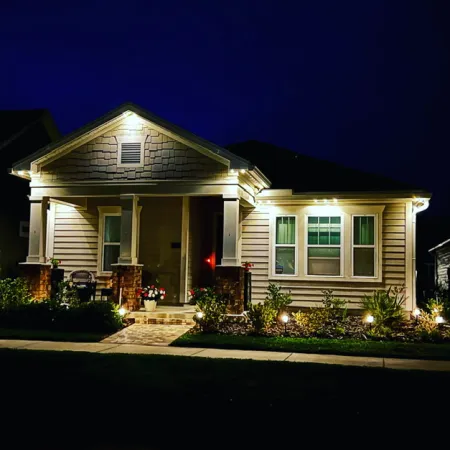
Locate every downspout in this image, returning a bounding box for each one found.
[412,198,430,309]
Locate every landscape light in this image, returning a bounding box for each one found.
[118,307,127,316]
[366,315,374,324]
[281,314,289,323]
[196,311,204,319]
[436,316,444,324]
[413,308,421,318]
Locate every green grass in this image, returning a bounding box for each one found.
[172,333,450,360]
[0,348,449,444]
[0,327,109,342]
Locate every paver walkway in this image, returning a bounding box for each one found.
[1,339,450,372]
[101,324,191,346]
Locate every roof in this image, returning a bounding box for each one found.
[0,109,60,168]
[429,239,450,253]
[227,140,430,195]
[12,102,252,172]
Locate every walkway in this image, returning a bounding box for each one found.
[1,339,450,372]
[101,324,191,346]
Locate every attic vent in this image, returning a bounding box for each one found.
[120,142,142,165]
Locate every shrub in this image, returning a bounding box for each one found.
[246,303,278,334]
[322,289,347,316]
[188,287,214,305]
[0,278,32,310]
[195,290,227,332]
[413,298,445,341]
[265,283,292,315]
[0,301,53,329]
[292,308,336,336]
[54,301,123,332]
[360,286,406,331]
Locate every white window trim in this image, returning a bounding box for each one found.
[116,136,145,168]
[97,206,121,275]
[271,215,298,277]
[305,213,344,278]
[351,214,378,278]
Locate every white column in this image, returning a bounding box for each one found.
[26,196,49,263]
[221,196,240,266]
[118,195,139,265]
[179,197,190,303]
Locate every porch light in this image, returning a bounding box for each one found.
[118,307,127,316]
[196,311,204,319]
[436,316,444,324]
[366,315,374,324]
[413,308,421,318]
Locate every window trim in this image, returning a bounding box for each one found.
[116,136,145,168]
[351,214,378,278]
[304,213,344,278]
[272,215,298,277]
[97,207,121,275]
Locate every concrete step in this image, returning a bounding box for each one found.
[128,310,196,326]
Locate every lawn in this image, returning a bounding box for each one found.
[0,327,109,342]
[172,332,450,360]
[1,348,449,444]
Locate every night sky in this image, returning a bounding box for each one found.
[1,1,450,217]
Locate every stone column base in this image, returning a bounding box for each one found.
[20,264,51,301]
[215,266,245,314]
[111,264,143,311]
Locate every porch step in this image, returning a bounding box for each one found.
[127,310,196,326]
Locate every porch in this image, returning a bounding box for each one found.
[22,194,247,311]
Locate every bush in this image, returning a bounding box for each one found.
[360,286,406,332]
[0,278,32,310]
[322,289,347,316]
[0,301,53,329]
[195,290,227,332]
[188,287,214,305]
[246,303,278,334]
[265,283,292,316]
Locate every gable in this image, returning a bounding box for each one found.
[41,120,228,182]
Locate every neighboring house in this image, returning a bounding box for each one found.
[429,239,450,289]
[10,103,430,312]
[0,110,60,277]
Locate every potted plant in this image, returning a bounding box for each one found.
[138,285,166,311]
[48,257,62,269]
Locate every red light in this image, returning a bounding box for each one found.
[206,258,211,263]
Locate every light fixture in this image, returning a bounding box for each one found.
[413,308,421,318]
[118,307,127,316]
[196,311,204,319]
[281,314,289,334]
[240,169,246,174]
[366,315,374,324]
[436,316,444,324]
[433,308,439,313]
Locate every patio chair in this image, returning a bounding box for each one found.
[68,270,97,302]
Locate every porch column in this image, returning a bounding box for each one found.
[221,196,240,266]
[118,194,139,265]
[26,196,49,263]
[179,196,190,304]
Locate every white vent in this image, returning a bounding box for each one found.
[120,142,142,165]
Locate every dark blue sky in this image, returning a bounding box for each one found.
[1,0,449,214]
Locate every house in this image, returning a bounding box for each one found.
[10,102,430,312]
[0,110,60,277]
[429,239,450,290]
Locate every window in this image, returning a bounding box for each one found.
[353,216,375,277]
[307,216,342,276]
[102,215,121,271]
[274,216,296,275]
[119,142,143,166]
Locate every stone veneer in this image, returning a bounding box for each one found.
[42,123,228,181]
[111,265,142,311]
[215,266,245,314]
[21,264,51,300]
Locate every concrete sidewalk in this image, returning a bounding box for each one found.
[1,339,450,372]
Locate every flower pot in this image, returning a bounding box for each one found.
[144,299,157,312]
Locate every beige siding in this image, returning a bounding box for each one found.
[42,122,228,182]
[435,247,450,287]
[242,202,408,309]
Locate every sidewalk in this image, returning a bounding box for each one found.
[1,338,450,372]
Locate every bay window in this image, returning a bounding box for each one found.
[274,216,296,275]
[353,215,376,277]
[307,216,342,276]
